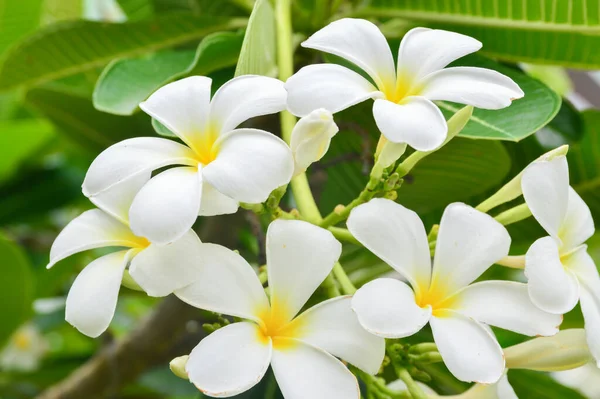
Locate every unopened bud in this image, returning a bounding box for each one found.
[376,138,407,168]
[290,109,338,176]
[505,329,592,372]
[170,355,189,379]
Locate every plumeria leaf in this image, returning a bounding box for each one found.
[0,14,244,91]
[234,0,277,77]
[508,370,586,399]
[0,0,43,57]
[365,0,600,68]
[437,55,561,141]
[116,0,154,21]
[0,237,34,346]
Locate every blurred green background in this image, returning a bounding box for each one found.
[1,0,600,398]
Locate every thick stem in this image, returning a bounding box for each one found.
[397,367,428,399]
[497,255,526,269]
[328,227,361,245]
[333,262,357,294]
[494,203,532,226]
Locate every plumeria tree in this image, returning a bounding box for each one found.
[3,1,600,399]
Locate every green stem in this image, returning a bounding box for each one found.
[494,203,532,226]
[322,273,341,297]
[397,367,428,399]
[328,226,361,245]
[496,255,526,269]
[333,262,357,294]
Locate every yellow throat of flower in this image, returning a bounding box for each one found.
[414,283,457,317]
[189,128,220,166]
[255,302,304,350]
[381,73,422,104]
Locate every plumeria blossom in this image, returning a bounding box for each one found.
[0,324,48,372]
[48,175,216,337]
[286,18,523,151]
[83,75,294,244]
[521,155,600,365]
[174,219,384,398]
[290,108,338,176]
[348,199,561,383]
[388,374,516,399]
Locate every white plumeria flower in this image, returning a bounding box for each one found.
[49,175,220,337]
[388,374,516,399]
[290,108,338,176]
[0,324,48,372]
[521,155,599,365]
[175,219,384,398]
[286,18,523,151]
[83,75,294,245]
[348,199,561,384]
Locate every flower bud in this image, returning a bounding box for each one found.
[290,109,338,176]
[504,329,592,372]
[169,355,189,379]
[376,138,407,168]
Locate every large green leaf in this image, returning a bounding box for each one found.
[26,87,155,152]
[116,0,154,21]
[0,14,245,91]
[0,237,34,346]
[440,55,561,141]
[234,0,277,77]
[365,0,600,68]
[0,0,44,56]
[93,31,243,115]
[508,370,586,399]
[318,129,511,215]
[0,119,55,183]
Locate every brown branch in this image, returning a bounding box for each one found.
[37,214,246,399]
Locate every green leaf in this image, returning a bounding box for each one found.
[0,119,55,183]
[234,0,277,77]
[0,0,44,56]
[318,131,511,215]
[0,237,34,345]
[26,87,155,152]
[116,0,155,21]
[152,117,175,137]
[439,55,561,141]
[568,110,600,221]
[40,0,83,25]
[0,13,245,91]
[508,370,586,399]
[93,31,243,115]
[365,0,600,68]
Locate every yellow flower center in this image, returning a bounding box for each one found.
[381,72,423,104]
[255,303,304,351]
[131,235,151,249]
[189,128,220,166]
[414,283,457,317]
[14,331,31,350]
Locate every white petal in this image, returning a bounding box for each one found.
[372,98,447,151]
[453,281,561,336]
[65,250,128,337]
[129,230,205,297]
[82,137,197,196]
[203,129,293,203]
[430,310,505,383]
[175,243,269,322]
[88,172,150,225]
[420,67,524,109]
[285,64,382,117]
[560,187,595,250]
[432,203,511,295]
[129,166,201,245]
[290,108,339,175]
[397,28,482,82]
[139,76,212,151]
[579,283,600,367]
[302,18,396,90]
[525,236,580,314]
[198,180,239,216]
[266,220,341,323]
[351,278,431,339]
[522,156,569,241]
[209,75,287,134]
[186,322,272,398]
[455,374,517,399]
[271,340,359,399]
[567,245,599,283]
[48,209,142,268]
[347,198,431,289]
[290,296,385,375]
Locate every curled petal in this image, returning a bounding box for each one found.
[420,67,524,110]
[186,322,272,398]
[198,180,239,216]
[525,236,580,314]
[351,278,431,339]
[88,172,150,225]
[271,340,360,399]
[285,64,382,117]
[203,129,293,203]
[65,250,129,337]
[560,187,595,250]
[431,310,505,384]
[302,18,396,89]
[372,98,447,151]
[290,108,339,175]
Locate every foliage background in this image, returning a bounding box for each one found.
[0,0,600,398]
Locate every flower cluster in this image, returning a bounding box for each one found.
[48,18,598,398]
